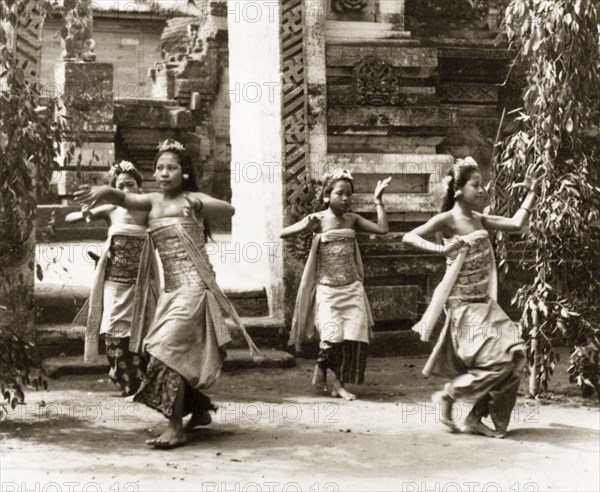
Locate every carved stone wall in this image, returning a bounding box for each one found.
[13,2,45,82]
[3,4,46,340]
[280,0,312,327]
[115,6,232,231]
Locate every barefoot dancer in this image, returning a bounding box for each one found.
[283,170,391,400]
[403,157,538,438]
[75,140,258,449]
[68,161,159,396]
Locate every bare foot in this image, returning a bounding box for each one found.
[145,427,187,449]
[331,380,357,401]
[184,411,212,432]
[311,364,328,393]
[431,391,459,433]
[461,415,504,438]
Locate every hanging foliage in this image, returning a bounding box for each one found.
[1,0,91,417]
[493,0,600,397]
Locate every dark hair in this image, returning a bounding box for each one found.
[441,160,480,212]
[319,172,354,210]
[154,140,211,240]
[110,161,143,188]
[153,140,199,192]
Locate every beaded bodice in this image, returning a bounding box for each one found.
[149,218,212,292]
[316,236,359,286]
[447,236,492,302]
[105,235,145,283]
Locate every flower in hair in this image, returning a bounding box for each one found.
[453,156,479,175]
[442,175,453,191]
[158,139,186,152]
[109,160,136,176]
[325,168,353,181]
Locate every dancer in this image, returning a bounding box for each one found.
[283,169,391,400]
[75,140,257,449]
[68,161,158,396]
[403,157,538,437]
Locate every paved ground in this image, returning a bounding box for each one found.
[1,355,598,492]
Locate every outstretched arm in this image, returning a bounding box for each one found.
[74,185,153,211]
[64,204,114,224]
[480,178,538,231]
[280,214,320,239]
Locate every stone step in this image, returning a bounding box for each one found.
[327,21,396,31]
[327,37,421,47]
[35,284,270,324]
[41,349,296,378]
[327,32,413,40]
[114,98,193,130]
[32,316,284,361]
[329,106,456,129]
[328,134,446,155]
[325,21,412,41]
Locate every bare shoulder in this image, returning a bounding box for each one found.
[426,211,453,228]
[146,192,162,201]
[346,212,362,225]
[412,210,454,237]
[473,211,486,223]
[140,192,162,205]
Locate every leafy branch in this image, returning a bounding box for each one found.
[494,0,600,398]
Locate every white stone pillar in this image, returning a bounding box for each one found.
[306,0,328,179]
[228,0,284,318]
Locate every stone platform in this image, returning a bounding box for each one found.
[42,349,296,378]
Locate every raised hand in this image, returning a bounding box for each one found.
[512,176,541,193]
[374,177,392,201]
[512,168,542,193]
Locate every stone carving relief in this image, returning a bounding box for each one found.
[62,0,96,61]
[332,0,368,13]
[354,57,401,106]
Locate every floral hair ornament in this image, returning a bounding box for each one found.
[158,139,186,153]
[109,160,136,176]
[324,168,354,181]
[452,156,479,176]
[442,175,453,191]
